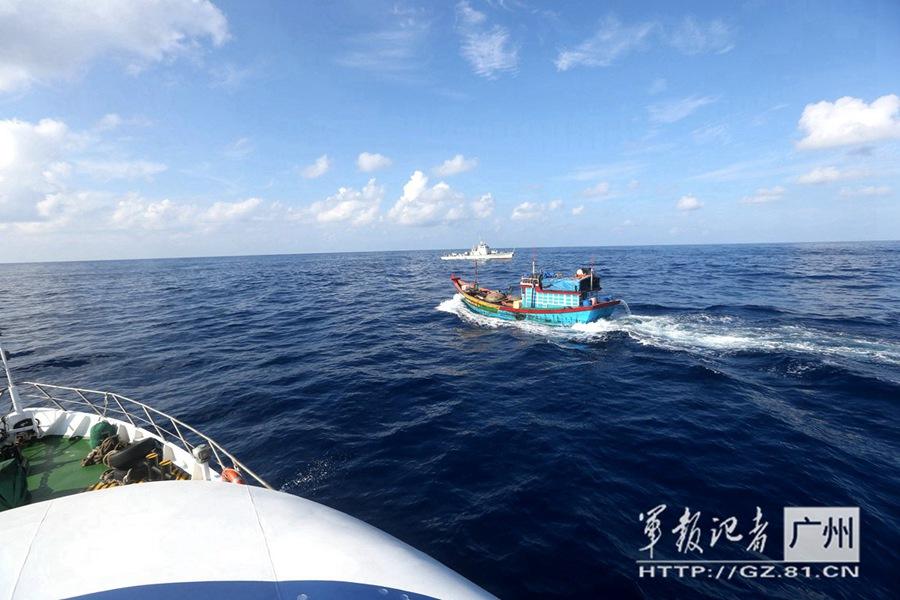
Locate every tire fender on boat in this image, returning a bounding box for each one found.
[105,437,158,470]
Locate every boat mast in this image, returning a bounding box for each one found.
[530,251,537,308]
[590,255,595,292]
[0,346,24,415]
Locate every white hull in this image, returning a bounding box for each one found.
[0,378,495,599]
[1,480,493,600]
[441,252,515,260]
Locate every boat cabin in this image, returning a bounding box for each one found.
[519,267,604,309]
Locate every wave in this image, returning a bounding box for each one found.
[437,294,900,367]
[576,316,900,365]
[279,457,336,494]
[436,294,569,338]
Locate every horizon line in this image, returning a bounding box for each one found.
[2,238,897,267]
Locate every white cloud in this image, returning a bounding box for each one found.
[572,205,584,215]
[0,0,228,93]
[511,201,543,221]
[224,137,253,159]
[0,116,264,235]
[692,123,730,144]
[510,199,563,221]
[798,167,840,184]
[93,113,152,132]
[556,17,735,71]
[797,95,900,150]
[203,197,261,223]
[300,155,331,179]
[649,96,717,123]
[111,197,191,230]
[668,17,734,55]
[460,27,518,78]
[741,186,785,204]
[357,152,393,172]
[457,1,487,26]
[676,195,703,211]
[433,154,478,176]
[471,193,494,219]
[0,118,74,221]
[388,171,461,226]
[689,156,789,183]
[306,179,383,226]
[796,166,867,185]
[336,12,429,78]
[17,190,105,233]
[564,161,642,181]
[77,159,167,181]
[456,2,518,78]
[581,181,610,198]
[95,114,123,131]
[751,103,791,127]
[556,17,656,71]
[110,196,261,230]
[839,185,891,197]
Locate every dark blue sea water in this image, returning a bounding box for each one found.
[1,242,898,599]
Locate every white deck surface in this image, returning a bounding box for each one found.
[0,481,494,599]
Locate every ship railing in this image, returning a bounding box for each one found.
[1,382,271,489]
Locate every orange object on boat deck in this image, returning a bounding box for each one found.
[221,467,245,484]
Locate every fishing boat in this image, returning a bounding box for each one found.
[451,261,621,325]
[0,347,494,599]
[440,241,514,261]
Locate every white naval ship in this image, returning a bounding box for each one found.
[440,241,514,261]
[0,347,494,599]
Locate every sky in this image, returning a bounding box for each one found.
[1,0,899,262]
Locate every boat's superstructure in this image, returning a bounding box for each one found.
[451,264,621,325]
[0,348,494,599]
[440,241,514,261]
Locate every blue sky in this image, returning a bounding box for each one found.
[1,0,899,262]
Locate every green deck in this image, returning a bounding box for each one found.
[22,436,106,503]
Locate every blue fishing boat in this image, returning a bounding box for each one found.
[451,262,622,325]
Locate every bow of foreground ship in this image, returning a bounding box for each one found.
[0,347,494,600]
[451,262,622,325]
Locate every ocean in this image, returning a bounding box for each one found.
[1,242,897,599]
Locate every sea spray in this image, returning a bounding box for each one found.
[439,295,900,366]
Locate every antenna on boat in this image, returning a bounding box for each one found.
[590,255,595,292]
[0,346,25,416]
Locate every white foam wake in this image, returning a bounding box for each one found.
[437,295,900,366]
[573,315,900,365]
[435,294,465,315]
[436,294,560,336]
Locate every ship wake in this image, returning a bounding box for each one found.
[438,294,900,367]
